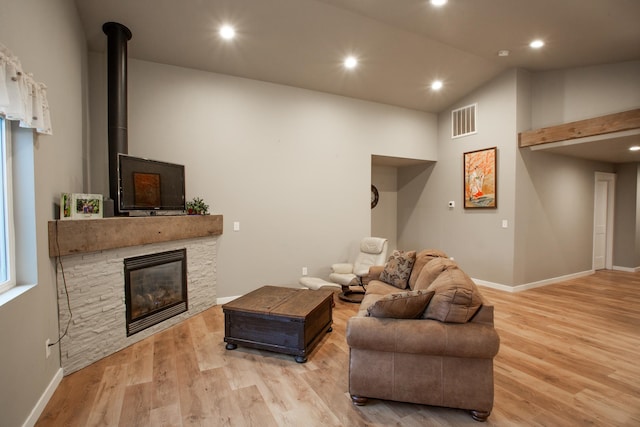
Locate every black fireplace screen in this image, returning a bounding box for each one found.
[124,249,188,336]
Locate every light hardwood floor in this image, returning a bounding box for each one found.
[36,270,640,426]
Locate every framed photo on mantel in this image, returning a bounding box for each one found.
[60,193,103,220]
[463,147,497,209]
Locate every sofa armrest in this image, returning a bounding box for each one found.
[470,304,494,325]
[346,316,500,359]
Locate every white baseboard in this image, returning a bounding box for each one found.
[23,368,63,427]
[473,279,517,292]
[474,270,595,293]
[216,295,241,305]
[612,265,640,273]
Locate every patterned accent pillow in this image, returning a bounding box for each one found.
[367,290,435,319]
[379,250,417,289]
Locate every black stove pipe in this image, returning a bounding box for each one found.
[102,22,132,214]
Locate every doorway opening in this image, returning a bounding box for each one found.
[593,172,615,270]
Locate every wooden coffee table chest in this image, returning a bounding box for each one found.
[222,285,334,363]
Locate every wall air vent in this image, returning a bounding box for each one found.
[452,103,477,138]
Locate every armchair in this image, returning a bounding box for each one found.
[329,237,388,302]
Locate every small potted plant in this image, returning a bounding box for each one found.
[186,197,210,215]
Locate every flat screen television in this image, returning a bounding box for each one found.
[118,154,186,216]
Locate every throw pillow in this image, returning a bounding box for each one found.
[379,250,417,289]
[413,257,458,291]
[408,249,449,290]
[423,267,483,323]
[367,290,435,319]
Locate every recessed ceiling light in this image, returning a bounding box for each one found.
[431,80,443,91]
[219,24,236,40]
[498,50,510,57]
[629,146,640,151]
[344,56,358,70]
[430,0,448,6]
[529,39,544,49]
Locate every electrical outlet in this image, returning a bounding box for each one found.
[302,267,308,276]
[45,339,51,359]
[233,221,240,231]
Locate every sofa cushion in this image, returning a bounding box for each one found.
[379,250,416,289]
[366,290,435,319]
[365,280,402,296]
[357,280,404,317]
[423,266,483,323]
[414,257,459,291]
[408,249,449,290]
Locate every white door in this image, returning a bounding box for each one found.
[593,172,615,270]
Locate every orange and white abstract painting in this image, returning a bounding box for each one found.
[464,147,497,208]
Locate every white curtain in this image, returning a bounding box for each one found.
[0,42,52,135]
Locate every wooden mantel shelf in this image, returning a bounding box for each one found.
[48,215,223,257]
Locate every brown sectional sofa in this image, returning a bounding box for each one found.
[345,249,500,421]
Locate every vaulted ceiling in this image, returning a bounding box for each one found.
[74,0,640,162]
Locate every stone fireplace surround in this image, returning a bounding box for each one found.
[48,215,222,374]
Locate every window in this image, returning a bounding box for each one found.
[0,117,16,294]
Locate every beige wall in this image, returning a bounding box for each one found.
[513,67,616,285]
[88,55,439,298]
[398,63,638,288]
[528,61,640,274]
[514,149,614,284]
[371,165,398,252]
[614,163,640,269]
[399,70,519,285]
[1,3,638,423]
[0,0,88,425]
[531,61,640,128]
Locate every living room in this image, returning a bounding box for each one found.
[1,0,639,426]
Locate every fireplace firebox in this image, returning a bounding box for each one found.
[124,249,188,336]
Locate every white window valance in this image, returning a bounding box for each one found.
[0,42,52,135]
